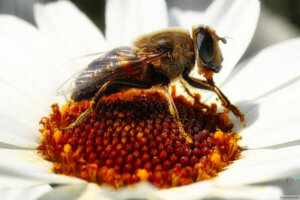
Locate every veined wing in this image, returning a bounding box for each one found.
[57,47,165,96]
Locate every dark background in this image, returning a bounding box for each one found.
[0,0,299,59]
[0,0,299,33]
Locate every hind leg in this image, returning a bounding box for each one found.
[64,80,152,129]
[64,81,111,129]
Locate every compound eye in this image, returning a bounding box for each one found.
[196,28,214,64]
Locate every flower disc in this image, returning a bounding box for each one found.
[38,90,241,188]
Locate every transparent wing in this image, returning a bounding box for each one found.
[57,47,164,96]
[57,70,83,96]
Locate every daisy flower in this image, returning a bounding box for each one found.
[0,0,300,199]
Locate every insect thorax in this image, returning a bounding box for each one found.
[134,28,195,80]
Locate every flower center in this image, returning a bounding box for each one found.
[38,89,241,188]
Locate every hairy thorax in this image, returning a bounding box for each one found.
[134,28,195,80]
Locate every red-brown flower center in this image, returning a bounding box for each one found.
[38,89,241,188]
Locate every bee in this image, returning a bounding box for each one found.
[58,25,244,141]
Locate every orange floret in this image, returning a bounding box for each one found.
[38,90,241,188]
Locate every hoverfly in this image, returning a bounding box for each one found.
[58,25,244,142]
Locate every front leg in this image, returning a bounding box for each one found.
[160,86,192,143]
[182,73,244,121]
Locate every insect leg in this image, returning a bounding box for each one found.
[160,86,192,143]
[63,81,111,130]
[182,75,244,121]
[179,79,209,110]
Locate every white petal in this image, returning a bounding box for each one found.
[221,38,300,103]
[264,178,300,195]
[57,180,282,200]
[209,186,283,200]
[0,16,68,99]
[0,55,64,148]
[219,38,300,148]
[0,81,67,148]
[208,185,282,200]
[0,149,53,173]
[0,16,68,147]
[0,82,51,148]
[73,182,159,200]
[153,182,213,200]
[168,7,205,30]
[154,182,281,200]
[114,182,159,200]
[0,15,70,79]
[79,182,212,200]
[105,0,168,48]
[0,149,84,185]
[34,1,106,59]
[39,184,86,200]
[0,174,46,188]
[0,185,52,200]
[0,126,39,149]
[215,145,300,186]
[204,0,260,84]
[236,77,300,149]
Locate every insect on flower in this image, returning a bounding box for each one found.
[57,25,244,141]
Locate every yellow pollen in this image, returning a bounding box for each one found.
[137,169,149,181]
[63,144,72,153]
[53,130,62,144]
[214,129,224,140]
[211,153,221,163]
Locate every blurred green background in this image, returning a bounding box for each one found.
[264,0,300,29]
[70,0,106,32]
